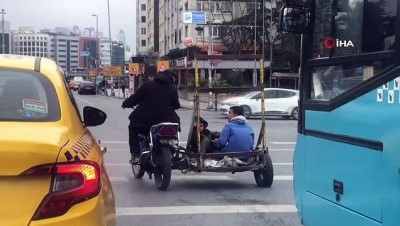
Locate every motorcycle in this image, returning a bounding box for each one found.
[131,122,181,191]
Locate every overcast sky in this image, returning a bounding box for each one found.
[1,0,136,51]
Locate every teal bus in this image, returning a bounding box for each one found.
[280,0,398,225]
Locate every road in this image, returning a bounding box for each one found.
[73,93,302,226]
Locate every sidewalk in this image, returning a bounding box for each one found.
[102,88,221,110]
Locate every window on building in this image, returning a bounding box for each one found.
[141,16,146,23]
[141,40,146,46]
[141,4,146,11]
[141,28,146,35]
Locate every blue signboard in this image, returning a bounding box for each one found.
[192,11,207,24]
[183,11,207,25]
[80,51,90,57]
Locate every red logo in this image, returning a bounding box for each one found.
[324,37,336,49]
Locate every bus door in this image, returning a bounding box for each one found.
[280,0,400,225]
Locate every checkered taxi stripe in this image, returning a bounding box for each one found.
[64,132,94,161]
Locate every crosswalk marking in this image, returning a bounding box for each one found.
[116,204,297,216]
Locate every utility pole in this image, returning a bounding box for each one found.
[107,0,114,96]
[92,14,99,94]
[269,0,274,88]
[207,0,213,109]
[253,0,257,87]
[1,9,5,54]
[262,0,266,85]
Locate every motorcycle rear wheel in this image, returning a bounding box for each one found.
[154,146,172,191]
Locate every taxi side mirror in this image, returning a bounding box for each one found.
[83,106,107,127]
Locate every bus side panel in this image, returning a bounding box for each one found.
[293,134,307,222]
[302,192,381,226]
[304,135,382,222]
[298,81,400,226]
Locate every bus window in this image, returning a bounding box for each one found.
[310,60,391,100]
[362,0,397,52]
[312,0,364,58]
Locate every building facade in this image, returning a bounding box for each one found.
[12,31,50,58]
[48,34,80,72]
[0,20,11,54]
[136,0,148,55]
[146,0,160,53]
[79,37,99,70]
[99,39,111,66]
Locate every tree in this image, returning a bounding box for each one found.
[164,46,201,60]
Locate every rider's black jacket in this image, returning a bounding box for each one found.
[122,75,181,129]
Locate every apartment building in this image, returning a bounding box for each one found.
[146,0,265,56]
[136,0,148,55]
[146,0,160,53]
[48,34,80,72]
[12,27,50,58]
[99,39,111,66]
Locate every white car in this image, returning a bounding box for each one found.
[220,88,299,120]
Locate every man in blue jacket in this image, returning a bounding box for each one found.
[215,106,254,153]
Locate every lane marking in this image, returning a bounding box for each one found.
[270,142,296,145]
[116,205,297,216]
[110,177,129,182]
[75,96,93,106]
[109,175,293,182]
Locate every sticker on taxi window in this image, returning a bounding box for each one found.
[22,99,48,114]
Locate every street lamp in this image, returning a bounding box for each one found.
[1,9,5,54]
[92,14,99,93]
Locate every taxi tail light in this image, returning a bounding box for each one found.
[24,162,101,220]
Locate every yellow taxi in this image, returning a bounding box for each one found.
[0,54,116,226]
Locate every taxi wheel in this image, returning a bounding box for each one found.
[154,146,172,191]
[132,162,145,179]
[254,153,274,187]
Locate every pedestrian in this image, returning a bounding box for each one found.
[121,79,126,98]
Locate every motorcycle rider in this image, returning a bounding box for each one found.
[122,70,181,164]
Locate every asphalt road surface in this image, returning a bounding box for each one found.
[74,92,302,226]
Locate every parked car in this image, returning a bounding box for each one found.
[73,76,84,90]
[68,80,76,90]
[220,88,299,120]
[78,81,96,95]
[0,54,116,226]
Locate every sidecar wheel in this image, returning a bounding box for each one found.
[254,153,274,187]
[154,146,172,191]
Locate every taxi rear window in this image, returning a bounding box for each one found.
[0,69,60,121]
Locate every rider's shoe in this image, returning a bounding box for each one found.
[129,154,140,164]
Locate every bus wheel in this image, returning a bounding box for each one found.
[254,153,274,187]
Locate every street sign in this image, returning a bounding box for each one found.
[102,66,122,76]
[128,63,140,76]
[182,11,207,24]
[184,37,194,47]
[112,66,122,76]
[157,60,170,72]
